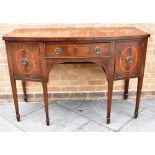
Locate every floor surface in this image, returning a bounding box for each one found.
[0,98,155,132]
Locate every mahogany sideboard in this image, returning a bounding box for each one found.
[2,27,150,126]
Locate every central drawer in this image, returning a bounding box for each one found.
[45,43,111,57]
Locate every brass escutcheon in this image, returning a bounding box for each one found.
[126,56,133,64]
[22,58,29,65]
[55,48,62,54]
[94,47,101,54]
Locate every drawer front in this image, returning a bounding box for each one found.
[45,44,67,57]
[10,43,41,80]
[114,40,144,79]
[45,43,111,57]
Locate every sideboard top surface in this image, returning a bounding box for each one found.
[3,27,150,41]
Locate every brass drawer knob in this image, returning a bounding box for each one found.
[55,48,62,54]
[22,58,29,65]
[126,56,133,64]
[95,47,101,54]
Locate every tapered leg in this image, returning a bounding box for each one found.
[107,79,114,124]
[124,79,129,100]
[42,81,50,126]
[22,81,27,102]
[10,79,20,122]
[134,77,143,119]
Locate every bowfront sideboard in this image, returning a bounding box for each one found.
[3,27,150,126]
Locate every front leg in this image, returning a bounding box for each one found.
[42,81,50,126]
[22,81,27,102]
[134,77,143,119]
[124,79,129,100]
[10,79,20,122]
[102,62,114,124]
[107,79,114,124]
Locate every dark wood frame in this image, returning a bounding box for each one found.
[3,27,150,126]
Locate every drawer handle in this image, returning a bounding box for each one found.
[22,58,29,65]
[126,56,133,64]
[95,47,101,54]
[55,48,62,54]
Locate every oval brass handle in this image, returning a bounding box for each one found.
[22,58,29,65]
[94,47,101,54]
[126,56,133,64]
[55,48,62,54]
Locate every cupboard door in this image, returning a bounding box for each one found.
[10,43,42,80]
[115,40,144,79]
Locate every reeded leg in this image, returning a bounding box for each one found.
[10,79,20,122]
[22,81,27,102]
[134,77,143,119]
[124,79,129,100]
[42,81,50,126]
[107,79,114,124]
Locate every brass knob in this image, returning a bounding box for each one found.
[126,56,133,64]
[22,58,29,65]
[55,48,62,54]
[95,47,101,54]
